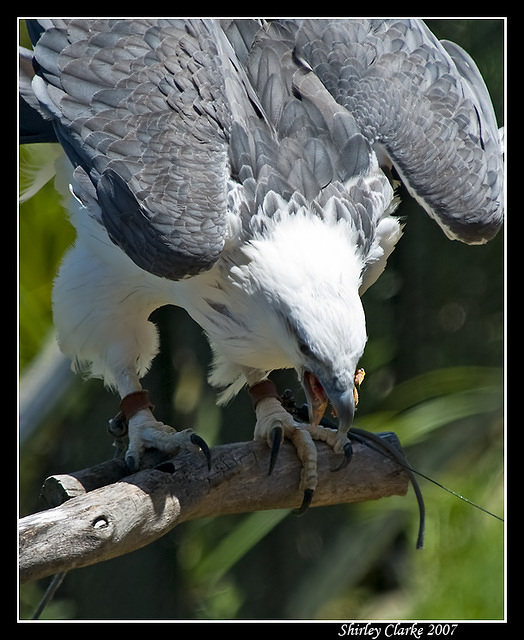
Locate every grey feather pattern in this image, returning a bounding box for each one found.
[24,18,503,282]
[293,19,503,243]
[29,19,235,279]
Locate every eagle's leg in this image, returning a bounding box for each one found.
[250,381,318,513]
[111,372,211,472]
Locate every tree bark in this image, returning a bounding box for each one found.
[19,433,409,584]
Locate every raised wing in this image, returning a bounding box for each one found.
[292,19,503,244]
[23,19,238,279]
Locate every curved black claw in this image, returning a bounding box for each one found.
[268,426,283,475]
[107,414,128,438]
[108,414,129,460]
[331,440,354,472]
[125,453,139,474]
[292,488,314,516]
[190,433,212,471]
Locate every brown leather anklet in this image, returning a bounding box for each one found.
[118,390,155,424]
[248,380,281,408]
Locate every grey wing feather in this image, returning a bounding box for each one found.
[294,18,504,244]
[26,19,235,279]
[223,19,377,242]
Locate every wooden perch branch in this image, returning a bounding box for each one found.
[19,433,409,584]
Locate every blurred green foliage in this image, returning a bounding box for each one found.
[18,19,504,621]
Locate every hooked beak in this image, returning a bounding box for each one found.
[328,386,355,434]
[302,370,355,433]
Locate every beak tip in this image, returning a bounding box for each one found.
[331,387,355,434]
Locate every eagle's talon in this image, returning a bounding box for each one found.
[292,488,314,516]
[190,432,212,470]
[108,414,130,459]
[108,414,128,438]
[125,453,139,473]
[330,440,354,472]
[118,405,211,471]
[269,426,283,475]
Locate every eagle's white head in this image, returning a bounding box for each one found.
[225,204,368,433]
